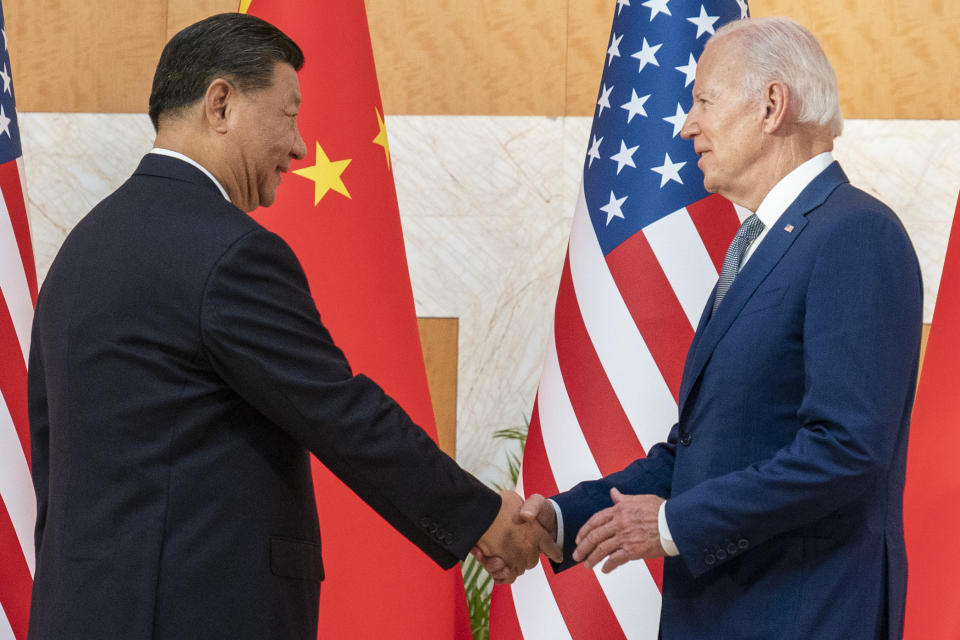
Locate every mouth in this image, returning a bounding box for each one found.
[695,151,710,171]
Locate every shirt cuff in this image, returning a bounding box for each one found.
[548,499,564,549]
[658,500,680,556]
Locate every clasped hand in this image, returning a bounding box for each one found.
[472,491,562,584]
[474,489,666,583]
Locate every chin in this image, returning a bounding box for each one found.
[259,190,278,208]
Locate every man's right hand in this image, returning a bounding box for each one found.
[472,492,561,584]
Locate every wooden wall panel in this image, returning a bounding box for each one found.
[749,0,960,120]
[6,0,167,112]
[563,1,960,118]
[565,0,614,119]
[417,317,459,457]
[167,0,239,42]
[366,0,567,116]
[8,1,960,118]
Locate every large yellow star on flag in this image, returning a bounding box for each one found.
[373,107,391,170]
[294,142,351,205]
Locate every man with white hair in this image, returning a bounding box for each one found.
[487,16,923,639]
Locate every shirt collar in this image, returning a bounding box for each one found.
[149,148,231,203]
[753,151,834,229]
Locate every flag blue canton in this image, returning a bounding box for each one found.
[0,3,21,166]
[584,0,746,255]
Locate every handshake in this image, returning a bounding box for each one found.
[472,488,667,583]
[471,491,562,585]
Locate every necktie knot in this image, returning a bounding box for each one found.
[713,214,765,312]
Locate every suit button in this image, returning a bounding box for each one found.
[727,543,738,555]
[680,434,692,446]
[738,538,749,550]
[716,549,727,561]
[444,534,454,545]
[704,554,716,566]
[419,517,431,529]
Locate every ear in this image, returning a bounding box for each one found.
[761,80,790,134]
[202,78,235,133]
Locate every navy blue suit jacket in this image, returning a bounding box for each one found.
[27,154,500,639]
[553,163,922,639]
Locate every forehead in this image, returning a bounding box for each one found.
[261,62,301,106]
[692,40,737,96]
[246,62,300,109]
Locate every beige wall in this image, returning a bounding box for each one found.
[6,0,959,118]
[6,2,947,463]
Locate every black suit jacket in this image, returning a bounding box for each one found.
[27,154,500,639]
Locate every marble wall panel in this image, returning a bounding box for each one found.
[21,114,156,282]
[388,116,572,483]
[18,113,960,481]
[832,120,960,318]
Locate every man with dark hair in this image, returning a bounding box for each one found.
[146,12,305,132]
[27,13,556,639]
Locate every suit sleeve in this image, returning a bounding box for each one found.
[199,228,500,568]
[27,300,49,557]
[666,209,923,578]
[550,424,679,571]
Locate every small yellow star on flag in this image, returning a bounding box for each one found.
[294,142,351,205]
[373,107,391,170]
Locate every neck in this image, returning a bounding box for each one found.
[153,122,243,208]
[737,130,833,211]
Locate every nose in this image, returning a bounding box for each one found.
[680,111,697,140]
[292,126,307,161]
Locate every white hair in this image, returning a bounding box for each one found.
[710,17,843,137]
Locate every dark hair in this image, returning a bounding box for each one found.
[148,13,304,130]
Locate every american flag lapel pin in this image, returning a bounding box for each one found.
[784,224,795,233]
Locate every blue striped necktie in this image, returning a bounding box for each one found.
[713,214,765,312]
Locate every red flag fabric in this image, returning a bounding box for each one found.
[903,191,960,639]
[239,1,471,638]
[489,1,748,637]
[0,2,37,637]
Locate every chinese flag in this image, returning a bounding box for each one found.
[239,2,472,638]
[903,191,960,638]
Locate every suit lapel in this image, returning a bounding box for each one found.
[677,162,849,414]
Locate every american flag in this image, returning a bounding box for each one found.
[0,2,37,639]
[489,1,748,638]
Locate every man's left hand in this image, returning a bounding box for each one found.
[573,488,666,573]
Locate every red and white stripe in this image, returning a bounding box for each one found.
[490,183,742,638]
[0,155,37,640]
